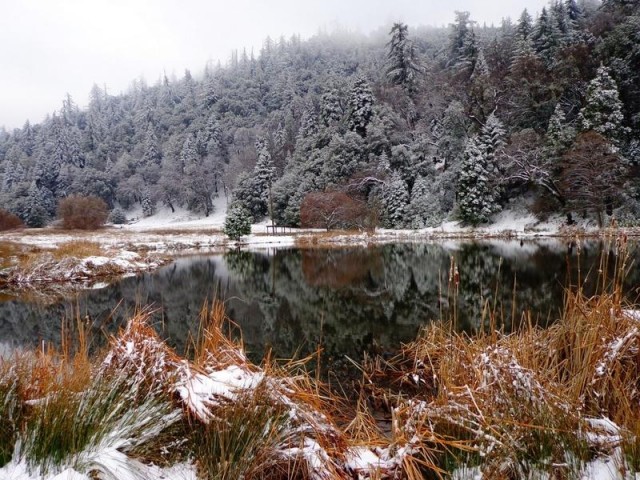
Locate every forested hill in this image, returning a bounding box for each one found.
[1,0,639,229]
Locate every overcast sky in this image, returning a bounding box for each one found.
[0,0,550,130]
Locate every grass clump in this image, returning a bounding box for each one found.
[21,372,180,475]
[52,240,104,260]
[191,385,293,480]
[362,235,640,477]
[0,366,22,467]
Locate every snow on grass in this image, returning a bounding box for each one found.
[1,250,166,291]
[0,458,198,480]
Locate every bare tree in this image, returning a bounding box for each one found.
[560,131,627,226]
[500,129,564,204]
[300,191,368,231]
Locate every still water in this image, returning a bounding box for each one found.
[0,240,638,364]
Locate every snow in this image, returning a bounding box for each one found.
[124,194,228,231]
[175,365,264,422]
[0,459,198,480]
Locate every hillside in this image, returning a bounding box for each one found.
[1,0,639,231]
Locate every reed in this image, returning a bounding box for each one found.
[362,235,640,477]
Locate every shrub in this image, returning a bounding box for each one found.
[0,209,24,231]
[300,190,367,230]
[57,196,109,230]
[109,207,127,225]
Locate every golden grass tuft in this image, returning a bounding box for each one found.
[52,240,104,260]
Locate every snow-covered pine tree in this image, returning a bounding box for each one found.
[298,106,318,139]
[254,137,275,205]
[141,186,154,217]
[347,76,374,137]
[577,65,627,144]
[457,135,500,225]
[24,181,50,227]
[532,7,560,64]
[383,172,409,228]
[320,88,342,127]
[386,22,422,91]
[142,125,161,165]
[224,203,252,241]
[408,174,432,228]
[546,103,575,155]
[480,112,507,174]
[516,9,533,41]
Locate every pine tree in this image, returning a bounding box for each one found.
[516,9,533,40]
[480,112,507,174]
[386,22,422,91]
[546,103,575,155]
[577,65,627,144]
[142,125,161,165]
[457,136,500,225]
[347,77,374,137]
[449,11,473,64]
[254,137,275,205]
[383,172,409,228]
[24,181,49,227]
[408,174,439,228]
[141,187,154,217]
[224,203,252,241]
[532,7,560,64]
[298,106,318,139]
[320,88,342,127]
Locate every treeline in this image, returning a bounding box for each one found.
[0,0,639,228]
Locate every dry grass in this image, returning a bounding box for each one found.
[361,235,640,477]
[3,235,640,478]
[52,240,104,259]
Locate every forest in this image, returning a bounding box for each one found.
[0,0,639,230]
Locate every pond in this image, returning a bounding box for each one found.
[1,239,638,368]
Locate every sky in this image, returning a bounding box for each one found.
[0,0,550,130]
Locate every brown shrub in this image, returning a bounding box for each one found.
[300,191,367,230]
[57,196,109,230]
[0,209,24,231]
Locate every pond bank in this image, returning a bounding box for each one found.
[1,279,639,479]
[0,220,634,298]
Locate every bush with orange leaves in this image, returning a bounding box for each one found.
[57,195,109,230]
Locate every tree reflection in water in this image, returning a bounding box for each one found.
[1,240,638,368]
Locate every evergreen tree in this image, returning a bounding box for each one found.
[386,22,422,91]
[320,88,342,127]
[224,203,252,241]
[141,186,154,217]
[408,174,442,228]
[532,7,560,63]
[347,77,374,137]
[516,9,533,40]
[457,136,500,225]
[577,65,627,144]
[254,137,275,205]
[298,106,318,139]
[480,112,507,174]
[383,172,409,228]
[24,181,50,227]
[449,11,473,64]
[142,125,161,165]
[546,103,576,155]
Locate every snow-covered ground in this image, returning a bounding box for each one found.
[0,199,626,261]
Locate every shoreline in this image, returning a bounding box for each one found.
[0,223,632,296]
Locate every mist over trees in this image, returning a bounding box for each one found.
[1,0,639,228]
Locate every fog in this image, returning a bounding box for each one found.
[0,0,549,129]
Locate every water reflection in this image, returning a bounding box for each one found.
[0,240,638,364]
